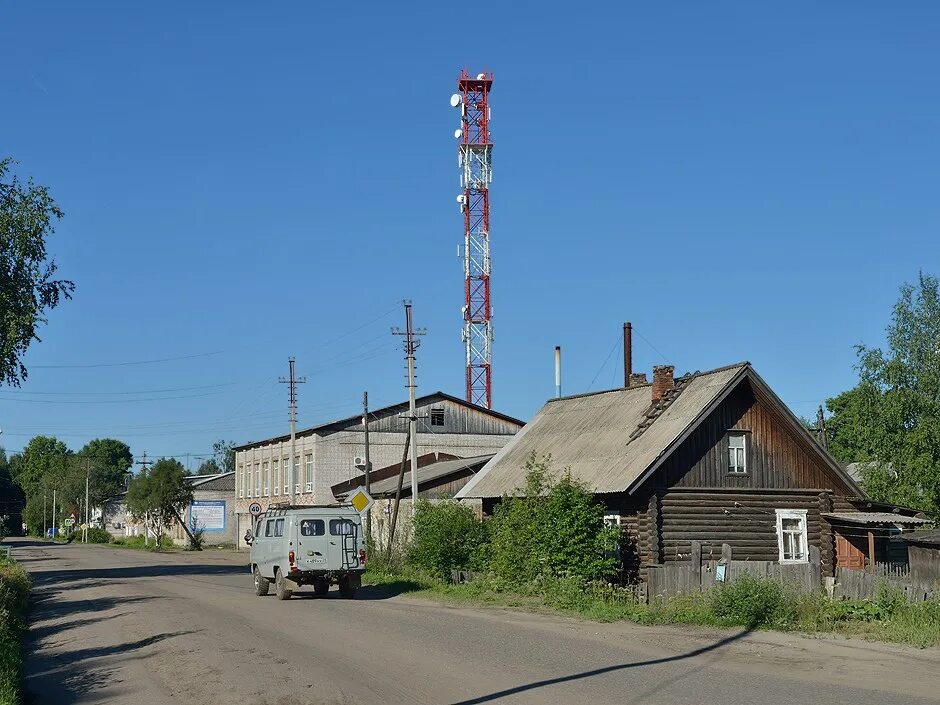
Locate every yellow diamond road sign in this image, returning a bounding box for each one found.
[349,488,373,513]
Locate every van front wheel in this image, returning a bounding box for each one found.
[275,569,293,601]
[253,566,270,596]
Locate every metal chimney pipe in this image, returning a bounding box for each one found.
[623,322,633,388]
[554,346,562,398]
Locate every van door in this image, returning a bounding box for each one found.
[296,517,329,570]
[327,517,360,569]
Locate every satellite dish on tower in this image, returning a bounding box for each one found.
[454,129,462,139]
[456,194,466,204]
[476,73,486,80]
[450,94,461,107]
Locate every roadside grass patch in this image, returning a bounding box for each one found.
[0,556,31,705]
[108,535,176,550]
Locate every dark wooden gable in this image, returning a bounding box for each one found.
[650,376,857,494]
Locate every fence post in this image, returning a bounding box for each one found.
[809,545,821,590]
[691,540,702,591]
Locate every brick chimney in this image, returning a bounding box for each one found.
[629,372,648,386]
[651,365,675,404]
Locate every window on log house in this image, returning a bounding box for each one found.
[775,509,808,563]
[728,432,747,473]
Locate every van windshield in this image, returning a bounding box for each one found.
[299,519,324,536]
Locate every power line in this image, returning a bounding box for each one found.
[0,391,225,404]
[0,383,235,396]
[587,334,621,391]
[633,326,674,366]
[31,350,223,369]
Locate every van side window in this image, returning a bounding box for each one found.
[265,520,276,537]
[274,518,284,537]
[300,519,324,536]
[330,519,356,536]
[256,520,264,536]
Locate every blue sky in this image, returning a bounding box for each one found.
[1,2,937,466]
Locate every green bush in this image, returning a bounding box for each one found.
[0,559,31,705]
[488,453,617,586]
[409,500,488,579]
[709,574,795,628]
[111,534,174,549]
[85,527,112,544]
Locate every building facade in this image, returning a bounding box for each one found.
[458,363,926,582]
[232,392,523,548]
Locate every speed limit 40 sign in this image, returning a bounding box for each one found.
[248,502,263,517]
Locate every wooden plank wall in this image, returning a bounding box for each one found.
[653,381,853,494]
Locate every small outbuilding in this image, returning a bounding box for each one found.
[903,530,940,587]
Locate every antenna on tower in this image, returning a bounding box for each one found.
[454,69,494,408]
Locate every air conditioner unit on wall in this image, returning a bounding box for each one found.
[354,456,366,469]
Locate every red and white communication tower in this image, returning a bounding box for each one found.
[452,70,494,409]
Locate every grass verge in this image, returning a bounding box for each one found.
[364,569,940,649]
[0,555,31,705]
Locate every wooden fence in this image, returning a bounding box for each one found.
[646,541,821,600]
[834,564,937,603]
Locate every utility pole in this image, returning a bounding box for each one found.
[84,457,90,543]
[362,391,372,543]
[43,490,47,538]
[393,301,426,515]
[136,453,152,545]
[52,488,56,539]
[279,357,306,505]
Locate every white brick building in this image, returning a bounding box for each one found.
[232,392,523,547]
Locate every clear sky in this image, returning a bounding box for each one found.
[1,2,937,466]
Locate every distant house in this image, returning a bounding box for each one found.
[331,452,494,547]
[457,363,928,580]
[102,471,236,546]
[233,392,523,548]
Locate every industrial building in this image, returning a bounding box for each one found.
[232,392,523,547]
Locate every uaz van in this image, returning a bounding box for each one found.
[246,505,365,600]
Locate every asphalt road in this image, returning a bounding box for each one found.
[9,537,940,705]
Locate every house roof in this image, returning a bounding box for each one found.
[234,391,524,452]
[904,530,940,546]
[362,454,494,498]
[822,512,930,526]
[457,363,864,499]
[190,472,235,492]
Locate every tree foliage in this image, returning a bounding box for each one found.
[77,438,132,505]
[488,453,618,585]
[195,458,221,476]
[0,157,74,387]
[125,458,194,547]
[213,440,236,474]
[827,273,940,515]
[409,499,488,578]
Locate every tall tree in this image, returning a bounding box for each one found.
[824,384,883,464]
[78,438,133,505]
[841,272,940,515]
[125,458,194,547]
[213,440,236,474]
[0,158,74,387]
[195,458,221,476]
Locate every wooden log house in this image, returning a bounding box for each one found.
[457,363,928,581]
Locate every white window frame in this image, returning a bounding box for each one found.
[294,456,301,495]
[262,461,270,496]
[728,432,747,474]
[283,457,291,494]
[255,463,261,497]
[775,509,808,564]
[237,464,244,498]
[272,459,280,496]
[304,454,314,493]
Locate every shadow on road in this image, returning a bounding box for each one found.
[24,630,201,705]
[448,628,751,705]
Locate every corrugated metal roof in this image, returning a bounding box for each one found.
[351,455,494,498]
[823,512,930,525]
[903,530,940,545]
[457,364,747,498]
